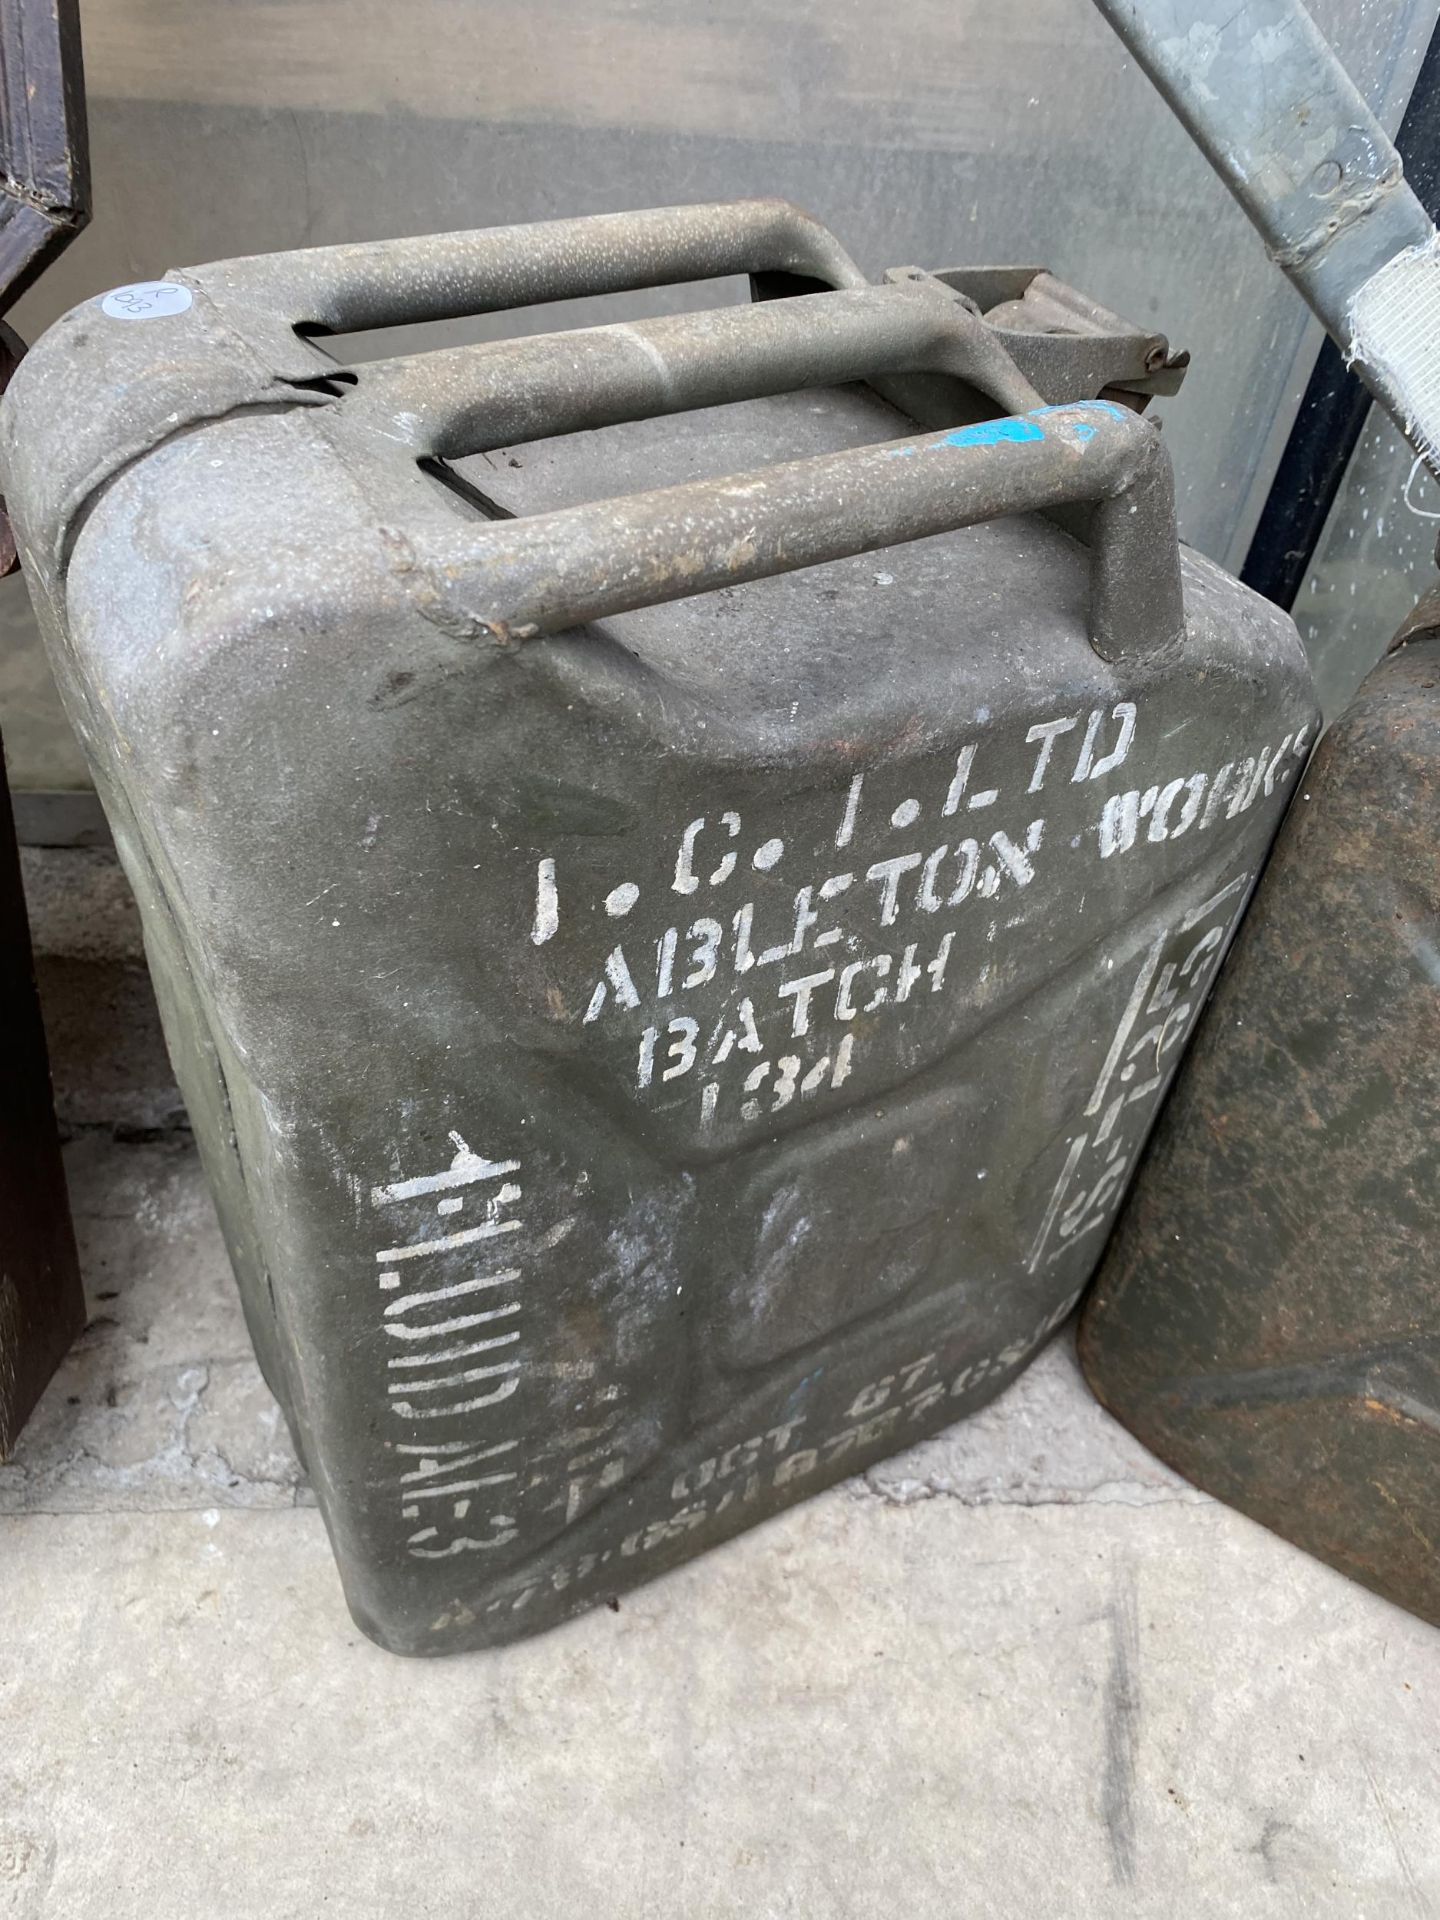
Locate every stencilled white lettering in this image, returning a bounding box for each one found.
[554,706,1100,1123]
[369,1130,529,1560]
[525,701,1298,1133]
[485,1296,1085,1616]
[1098,728,1310,860]
[1027,874,1253,1273]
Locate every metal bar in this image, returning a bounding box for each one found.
[1092,0,1440,471]
[188,198,868,335]
[1244,13,1440,607]
[414,402,1182,665]
[1091,0,1432,323]
[346,281,1044,457]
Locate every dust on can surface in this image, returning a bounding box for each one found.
[1082,632,1440,1627]
[0,203,1317,1651]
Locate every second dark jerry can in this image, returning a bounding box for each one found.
[1,201,1316,1653]
[1082,608,1440,1627]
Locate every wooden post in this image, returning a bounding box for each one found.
[0,762,84,1456]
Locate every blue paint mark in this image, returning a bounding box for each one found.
[783,1366,824,1414]
[882,399,1125,461]
[884,415,1046,459]
[939,417,1046,448]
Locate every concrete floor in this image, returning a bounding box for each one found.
[4,848,1439,1918]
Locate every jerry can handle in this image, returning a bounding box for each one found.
[190,203,1179,660]
[350,276,1045,451]
[405,398,1182,665]
[192,199,870,335]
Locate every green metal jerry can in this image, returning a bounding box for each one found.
[0,201,1315,1652]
